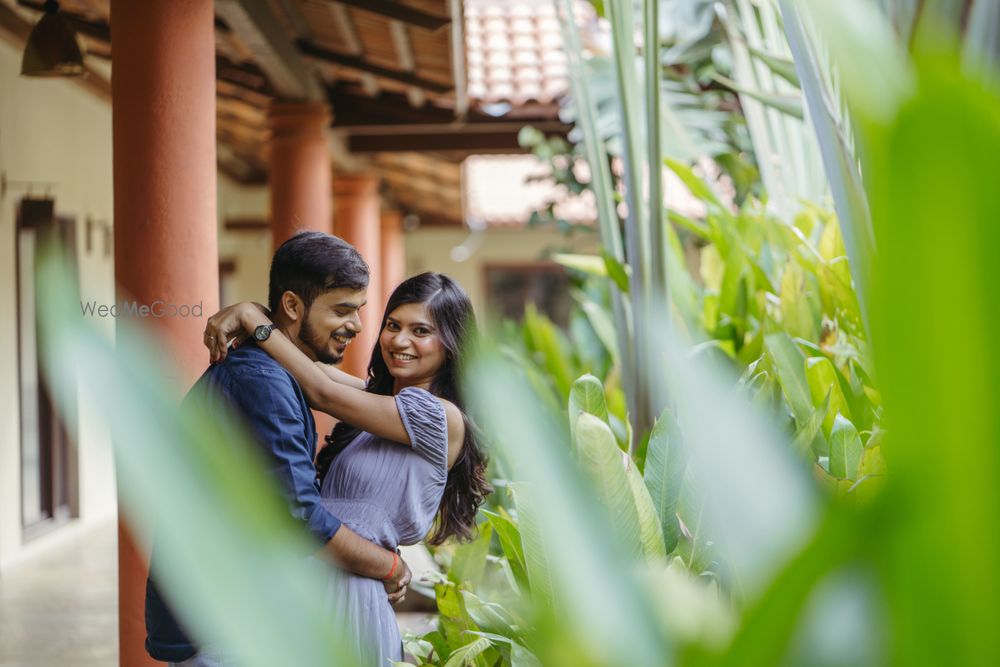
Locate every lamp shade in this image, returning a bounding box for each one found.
[21,7,85,77]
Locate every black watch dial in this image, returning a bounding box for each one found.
[254,324,274,341]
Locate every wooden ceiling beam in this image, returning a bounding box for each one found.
[216,0,324,101]
[298,39,453,94]
[388,20,425,108]
[323,0,450,32]
[326,2,380,96]
[348,130,531,153]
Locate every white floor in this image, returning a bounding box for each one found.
[0,521,436,666]
[0,521,119,666]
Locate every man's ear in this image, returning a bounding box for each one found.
[279,291,305,322]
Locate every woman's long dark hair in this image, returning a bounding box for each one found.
[316,272,491,544]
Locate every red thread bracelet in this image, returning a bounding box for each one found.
[381,552,399,581]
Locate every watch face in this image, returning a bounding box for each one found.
[255,325,271,341]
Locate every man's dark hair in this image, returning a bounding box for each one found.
[267,231,369,312]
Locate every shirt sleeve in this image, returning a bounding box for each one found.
[394,386,449,472]
[227,368,342,544]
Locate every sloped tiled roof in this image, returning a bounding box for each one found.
[465,0,599,110]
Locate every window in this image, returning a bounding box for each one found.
[484,263,572,327]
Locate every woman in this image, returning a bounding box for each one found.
[203,272,491,666]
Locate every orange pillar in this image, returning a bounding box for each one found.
[110,1,218,664]
[381,209,406,301]
[333,174,382,378]
[269,101,336,438]
[268,102,333,248]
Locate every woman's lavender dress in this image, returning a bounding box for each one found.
[319,387,448,666]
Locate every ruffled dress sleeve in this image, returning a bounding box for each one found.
[394,386,449,472]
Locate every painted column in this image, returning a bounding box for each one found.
[110,1,218,664]
[268,102,333,248]
[333,173,382,378]
[268,102,336,441]
[380,209,406,301]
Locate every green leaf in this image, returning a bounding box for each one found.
[521,304,575,399]
[643,411,685,554]
[748,46,801,86]
[779,0,878,329]
[792,391,830,458]
[461,590,524,643]
[482,509,529,593]
[552,253,607,278]
[664,157,724,210]
[443,637,493,667]
[601,249,632,293]
[449,523,493,587]
[805,356,850,435]
[575,413,644,558]
[569,374,609,420]
[779,259,820,342]
[626,454,668,562]
[573,290,620,368]
[569,374,610,444]
[711,73,805,119]
[765,333,814,423]
[509,484,557,612]
[828,414,863,481]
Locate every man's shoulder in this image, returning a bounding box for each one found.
[202,344,301,397]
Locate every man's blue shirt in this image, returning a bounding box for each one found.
[145,342,341,662]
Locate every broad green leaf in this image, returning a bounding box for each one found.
[601,249,632,293]
[521,304,575,398]
[625,455,668,562]
[664,157,724,210]
[552,253,607,278]
[805,356,850,435]
[436,581,487,663]
[423,630,451,664]
[468,352,669,666]
[443,636,493,667]
[792,391,830,458]
[765,333,814,423]
[780,259,820,342]
[482,509,529,592]
[574,291,620,368]
[509,484,557,613]
[856,44,1000,666]
[643,410,685,554]
[461,591,524,643]
[575,413,644,558]
[449,523,493,587]
[828,414,863,481]
[779,0,880,329]
[748,46,801,86]
[568,374,610,445]
[711,73,805,119]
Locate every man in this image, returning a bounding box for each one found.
[145,232,410,665]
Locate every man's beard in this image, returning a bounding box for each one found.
[299,311,351,365]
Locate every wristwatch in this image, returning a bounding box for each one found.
[254,324,276,342]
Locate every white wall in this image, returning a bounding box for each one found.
[0,36,118,572]
[217,176,271,306]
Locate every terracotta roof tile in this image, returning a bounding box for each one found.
[464,0,602,107]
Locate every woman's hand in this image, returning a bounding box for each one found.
[203,301,269,364]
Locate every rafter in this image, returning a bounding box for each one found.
[216,0,323,101]
[323,0,450,32]
[298,39,453,94]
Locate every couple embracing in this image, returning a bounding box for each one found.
[145,231,492,666]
